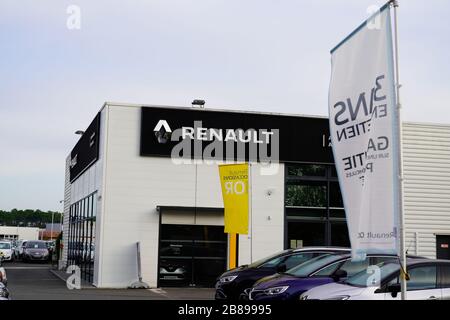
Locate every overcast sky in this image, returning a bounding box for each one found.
[1,0,449,211]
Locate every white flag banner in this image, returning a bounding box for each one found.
[329,4,399,260]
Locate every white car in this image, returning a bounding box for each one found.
[0,241,14,261]
[15,240,28,259]
[301,259,450,300]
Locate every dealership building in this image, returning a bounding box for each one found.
[61,102,450,288]
[0,226,40,241]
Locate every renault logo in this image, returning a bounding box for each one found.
[154,120,172,144]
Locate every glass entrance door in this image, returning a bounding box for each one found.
[158,224,227,287]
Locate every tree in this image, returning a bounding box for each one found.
[0,209,62,228]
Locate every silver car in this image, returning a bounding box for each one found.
[301,259,450,300]
[22,241,50,262]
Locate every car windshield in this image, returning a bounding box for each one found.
[0,243,11,249]
[26,242,47,249]
[247,250,292,268]
[284,254,344,277]
[344,261,400,287]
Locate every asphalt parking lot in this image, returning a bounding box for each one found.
[3,261,215,300]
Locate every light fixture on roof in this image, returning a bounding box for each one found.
[75,130,85,136]
[192,99,205,108]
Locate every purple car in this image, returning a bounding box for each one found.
[215,247,350,300]
[247,253,421,301]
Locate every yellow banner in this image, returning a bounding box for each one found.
[218,163,249,235]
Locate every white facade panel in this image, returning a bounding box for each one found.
[238,163,285,266]
[403,122,450,258]
[0,226,40,240]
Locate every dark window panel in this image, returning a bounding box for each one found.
[287,165,327,178]
[330,222,350,247]
[330,209,346,218]
[286,184,327,207]
[286,207,327,218]
[330,182,344,208]
[287,221,326,247]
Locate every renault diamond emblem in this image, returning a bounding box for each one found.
[153,120,172,144]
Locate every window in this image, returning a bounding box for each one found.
[314,261,342,276]
[330,222,350,247]
[371,256,398,265]
[287,165,327,177]
[286,183,327,207]
[26,242,46,249]
[259,256,285,268]
[283,253,316,270]
[67,192,96,283]
[287,221,326,247]
[441,266,450,288]
[348,262,400,288]
[0,243,11,249]
[388,266,439,290]
[408,266,437,290]
[329,182,344,208]
[286,164,348,248]
[339,259,370,277]
[287,254,342,277]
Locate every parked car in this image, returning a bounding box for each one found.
[159,264,188,282]
[0,254,7,286]
[22,241,50,262]
[0,241,14,262]
[0,282,9,300]
[301,259,450,300]
[215,247,350,300]
[247,253,424,301]
[68,242,95,263]
[14,240,28,260]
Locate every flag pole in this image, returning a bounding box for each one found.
[392,0,407,300]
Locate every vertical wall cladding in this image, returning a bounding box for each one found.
[61,155,72,265]
[403,123,450,258]
[239,163,285,266]
[100,104,285,288]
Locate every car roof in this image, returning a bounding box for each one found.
[292,247,350,253]
[407,258,450,266]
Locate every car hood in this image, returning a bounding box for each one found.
[253,274,335,291]
[303,282,367,300]
[0,249,12,253]
[218,265,253,278]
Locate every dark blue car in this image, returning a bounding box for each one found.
[215,247,350,300]
[248,254,415,301]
